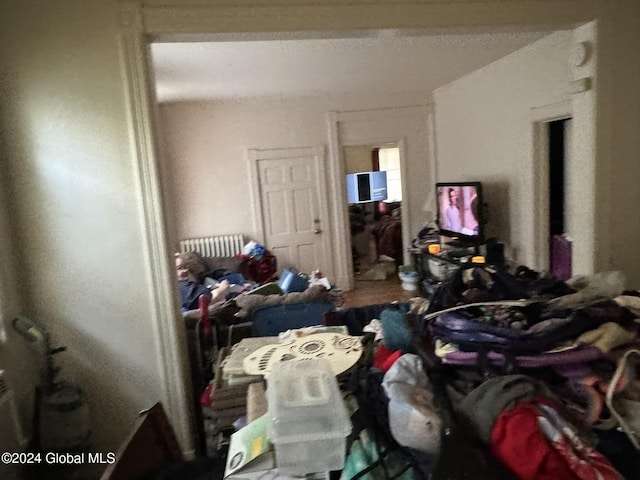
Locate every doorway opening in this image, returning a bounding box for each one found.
[548,118,572,280]
[122,3,598,453]
[345,145,403,282]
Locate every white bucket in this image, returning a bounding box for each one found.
[398,271,419,291]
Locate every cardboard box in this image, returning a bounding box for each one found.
[100,403,182,480]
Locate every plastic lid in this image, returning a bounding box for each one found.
[266,358,351,442]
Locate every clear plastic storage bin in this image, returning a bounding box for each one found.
[266,358,351,475]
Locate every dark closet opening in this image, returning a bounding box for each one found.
[548,118,571,279]
[548,118,568,235]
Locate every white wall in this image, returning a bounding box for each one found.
[0,153,40,453]
[604,9,640,282]
[0,0,181,462]
[432,8,640,289]
[159,92,432,253]
[433,31,572,268]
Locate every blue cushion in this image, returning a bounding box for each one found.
[251,302,335,337]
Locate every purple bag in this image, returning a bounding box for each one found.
[428,301,613,355]
[442,345,602,368]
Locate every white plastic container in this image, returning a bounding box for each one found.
[266,358,351,475]
[398,270,419,291]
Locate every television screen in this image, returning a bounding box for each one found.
[346,171,388,204]
[436,182,483,243]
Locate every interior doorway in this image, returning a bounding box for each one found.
[327,106,427,290]
[119,2,600,452]
[344,145,404,281]
[531,100,572,274]
[548,118,572,279]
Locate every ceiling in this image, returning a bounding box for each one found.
[150,28,562,103]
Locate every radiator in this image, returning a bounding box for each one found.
[179,234,245,257]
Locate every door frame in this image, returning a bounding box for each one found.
[247,145,333,278]
[117,1,605,453]
[530,100,572,272]
[327,108,422,290]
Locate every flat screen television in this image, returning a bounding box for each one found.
[436,181,484,245]
[346,171,388,204]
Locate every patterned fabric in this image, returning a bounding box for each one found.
[490,400,623,480]
[536,403,624,480]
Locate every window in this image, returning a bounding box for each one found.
[378,147,402,202]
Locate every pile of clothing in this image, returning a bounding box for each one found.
[238,241,277,284]
[340,264,640,480]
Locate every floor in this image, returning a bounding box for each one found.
[345,227,421,308]
[340,275,419,308]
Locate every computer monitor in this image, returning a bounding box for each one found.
[346,171,388,204]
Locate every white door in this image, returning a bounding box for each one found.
[250,146,331,278]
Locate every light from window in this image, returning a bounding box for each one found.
[378,147,402,202]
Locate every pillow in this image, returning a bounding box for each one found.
[234,293,283,318]
[234,284,329,319]
[282,285,329,304]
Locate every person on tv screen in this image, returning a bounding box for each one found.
[461,191,480,236]
[443,187,462,232]
[470,193,480,235]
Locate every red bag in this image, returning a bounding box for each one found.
[243,252,277,284]
[491,400,623,480]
